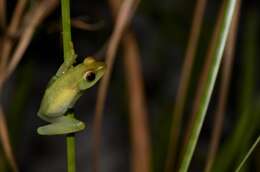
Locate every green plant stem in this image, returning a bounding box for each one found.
[178,0,237,171]
[67,131,76,172]
[204,1,241,172]
[213,9,258,172]
[61,0,72,61]
[235,136,260,172]
[61,0,76,172]
[66,111,76,172]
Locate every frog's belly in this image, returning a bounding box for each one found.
[39,89,77,118]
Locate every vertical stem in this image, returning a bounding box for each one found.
[204,1,241,172]
[213,9,259,172]
[61,0,72,61]
[123,33,150,172]
[178,0,237,171]
[181,0,224,158]
[66,112,76,172]
[67,132,76,172]
[61,0,75,172]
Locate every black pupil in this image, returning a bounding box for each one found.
[86,72,96,81]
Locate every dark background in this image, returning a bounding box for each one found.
[1,0,260,171]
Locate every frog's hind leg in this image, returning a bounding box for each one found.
[37,115,85,135]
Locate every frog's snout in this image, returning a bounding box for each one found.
[96,63,106,76]
[97,64,105,72]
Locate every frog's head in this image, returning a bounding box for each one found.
[78,57,106,90]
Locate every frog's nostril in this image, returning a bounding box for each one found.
[97,65,105,71]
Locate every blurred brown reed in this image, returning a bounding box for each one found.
[165,0,207,171]
[108,1,150,172]
[0,1,58,171]
[204,1,241,171]
[180,0,224,166]
[92,0,140,171]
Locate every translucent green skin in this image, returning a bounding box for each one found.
[37,57,105,135]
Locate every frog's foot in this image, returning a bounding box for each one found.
[37,116,85,135]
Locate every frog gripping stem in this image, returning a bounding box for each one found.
[37,110,86,135]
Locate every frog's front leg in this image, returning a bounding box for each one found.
[37,114,85,135]
[56,42,77,77]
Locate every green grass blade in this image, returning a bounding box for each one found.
[178,0,237,171]
[165,0,207,171]
[204,1,241,172]
[235,136,260,172]
[213,9,259,172]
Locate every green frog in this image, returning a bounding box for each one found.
[37,57,105,135]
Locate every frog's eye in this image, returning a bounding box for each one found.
[84,71,96,82]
